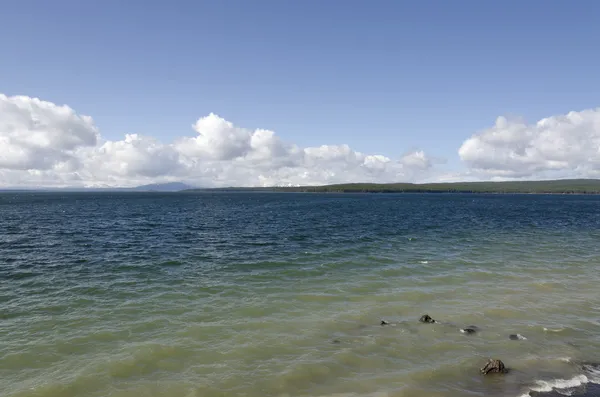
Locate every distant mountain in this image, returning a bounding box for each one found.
[0,182,195,192]
[132,182,194,192]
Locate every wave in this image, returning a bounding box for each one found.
[518,364,600,397]
[510,333,528,340]
[544,327,566,333]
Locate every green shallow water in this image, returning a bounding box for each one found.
[1,192,600,397]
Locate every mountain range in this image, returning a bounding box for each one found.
[0,182,195,192]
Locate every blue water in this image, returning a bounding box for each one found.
[1,193,600,397]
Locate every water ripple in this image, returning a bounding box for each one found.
[2,193,600,397]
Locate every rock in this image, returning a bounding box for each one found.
[332,339,341,344]
[461,327,477,334]
[419,314,436,323]
[380,320,390,326]
[509,334,526,340]
[480,359,509,375]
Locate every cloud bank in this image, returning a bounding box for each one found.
[0,94,435,188]
[2,93,600,188]
[459,109,600,179]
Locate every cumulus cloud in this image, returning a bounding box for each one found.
[0,94,98,171]
[400,150,431,170]
[459,109,600,178]
[176,113,253,160]
[0,94,435,188]
[86,134,183,179]
[9,93,600,188]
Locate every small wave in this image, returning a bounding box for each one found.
[301,393,389,397]
[583,364,600,383]
[518,374,588,397]
[419,261,429,264]
[518,365,600,397]
[543,327,565,333]
[510,333,527,340]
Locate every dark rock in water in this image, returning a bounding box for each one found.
[480,359,509,375]
[509,334,527,340]
[461,327,477,334]
[419,314,435,323]
[332,339,341,344]
[380,320,390,326]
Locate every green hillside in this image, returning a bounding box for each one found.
[184,179,600,194]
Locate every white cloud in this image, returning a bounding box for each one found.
[400,150,431,170]
[0,94,98,171]
[175,113,253,160]
[0,94,435,188]
[8,94,600,188]
[459,108,600,178]
[86,134,183,179]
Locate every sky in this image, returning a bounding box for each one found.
[1,0,600,187]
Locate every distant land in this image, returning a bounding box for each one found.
[184,179,600,194]
[4,179,600,194]
[132,182,193,192]
[0,182,194,192]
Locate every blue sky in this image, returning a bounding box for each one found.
[1,1,600,187]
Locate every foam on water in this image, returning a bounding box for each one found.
[510,333,528,340]
[582,364,600,383]
[517,365,600,397]
[518,375,589,397]
[544,327,566,333]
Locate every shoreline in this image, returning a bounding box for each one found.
[4,178,600,195]
[184,179,600,195]
[181,189,600,195]
[4,190,600,195]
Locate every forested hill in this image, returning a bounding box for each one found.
[184,179,600,194]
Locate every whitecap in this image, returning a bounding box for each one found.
[543,327,565,333]
[510,333,527,340]
[518,374,588,397]
[583,364,600,383]
[418,261,429,264]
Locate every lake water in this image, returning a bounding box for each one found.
[1,192,600,397]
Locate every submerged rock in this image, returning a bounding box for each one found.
[419,314,436,323]
[332,339,341,344]
[480,359,509,375]
[380,320,390,326]
[461,327,477,334]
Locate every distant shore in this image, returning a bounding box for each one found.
[4,179,600,194]
[183,179,600,195]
